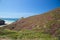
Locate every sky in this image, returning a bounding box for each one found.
[0,0,60,18]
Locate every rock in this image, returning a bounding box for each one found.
[0,19,5,25]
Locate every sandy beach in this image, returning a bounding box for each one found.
[5,21,13,25]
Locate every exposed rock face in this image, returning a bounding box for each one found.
[0,19,5,25]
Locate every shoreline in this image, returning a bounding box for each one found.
[5,21,13,25]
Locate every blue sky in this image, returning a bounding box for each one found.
[0,0,60,18]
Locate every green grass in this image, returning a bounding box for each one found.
[0,29,58,40]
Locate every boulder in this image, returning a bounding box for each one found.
[0,19,5,25]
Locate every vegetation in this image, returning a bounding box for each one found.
[0,29,58,40]
[46,20,60,40]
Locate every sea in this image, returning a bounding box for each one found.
[0,18,19,24]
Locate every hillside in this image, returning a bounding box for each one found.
[5,8,60,31]
[0,8,60,40]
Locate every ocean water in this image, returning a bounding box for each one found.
[0,18,19,24]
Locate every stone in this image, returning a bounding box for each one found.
[0,19,5,25]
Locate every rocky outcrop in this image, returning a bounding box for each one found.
[0,19,5,25]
